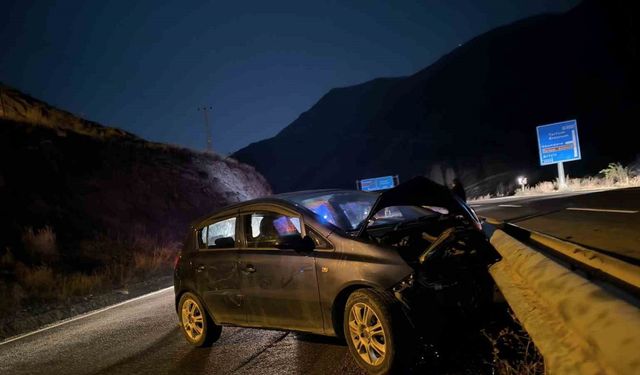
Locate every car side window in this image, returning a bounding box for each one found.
[197,217,237,249]
[244,212,301,249]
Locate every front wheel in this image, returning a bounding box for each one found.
[178,292,221,347]
[344,289,413,374]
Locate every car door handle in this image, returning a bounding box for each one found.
[196,264,206,272]
[243,264,256,274]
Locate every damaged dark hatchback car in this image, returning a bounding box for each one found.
[174,177,499,374]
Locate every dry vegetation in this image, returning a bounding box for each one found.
[21,226,58,264]
[483,315,545,375]
[0,226,179,317]
[470,162,640,201]
[0,84,138,141]
[515,162,640,196]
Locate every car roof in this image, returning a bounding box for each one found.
[190,188,375,228]
[274,188,362,199]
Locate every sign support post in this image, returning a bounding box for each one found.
[557,162,566,189]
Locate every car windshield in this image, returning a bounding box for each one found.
[281,191,440,231]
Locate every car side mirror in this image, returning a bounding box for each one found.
[276,234,315,252]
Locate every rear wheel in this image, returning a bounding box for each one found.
[344,289,413,374]
[179,292,221,347]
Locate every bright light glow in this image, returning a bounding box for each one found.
[517,176,528,185]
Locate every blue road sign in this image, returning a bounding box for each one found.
[536,119,581,166]
[358,175,397,192]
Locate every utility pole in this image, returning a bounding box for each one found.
[197,106,213,152]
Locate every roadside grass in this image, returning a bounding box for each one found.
[515,174,640,197]
[21,226,58,264]
[0,84,138,141]
[16,265,58,300]
[0,226,179,317]
[59,272,104,298]
[471,193,492,201]
[470,161,640,201]
[414,302,543,375]
[482,313,544,375]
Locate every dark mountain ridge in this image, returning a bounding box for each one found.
[233,0,638,196]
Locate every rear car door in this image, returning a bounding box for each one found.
[238,207,324,333]
[192,215,246,325]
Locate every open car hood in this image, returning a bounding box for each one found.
[356,176,475,237]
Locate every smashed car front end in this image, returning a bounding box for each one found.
[356,177,500,342]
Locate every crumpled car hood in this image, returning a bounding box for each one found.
[356,176,476,237]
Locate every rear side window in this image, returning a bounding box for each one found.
[197,217,237,249]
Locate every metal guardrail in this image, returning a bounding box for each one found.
[488,228,640,375]
[527,230,640,291]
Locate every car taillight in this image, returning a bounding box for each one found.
[174,253,181,269]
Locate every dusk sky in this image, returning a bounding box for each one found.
[1,0,578,155]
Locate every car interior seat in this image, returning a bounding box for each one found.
[256,216,279,246]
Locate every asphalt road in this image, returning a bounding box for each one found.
[471,187,640,262]
[0,288,364,375]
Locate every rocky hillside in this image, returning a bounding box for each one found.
[233,0,638,196]
[0,83,271,254]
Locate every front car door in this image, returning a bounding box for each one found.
[192,214,246,325]
[238,205,324,333]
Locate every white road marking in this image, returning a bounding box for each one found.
[566,207,638,214]
[498,204,523,208]
[0,286,173,347]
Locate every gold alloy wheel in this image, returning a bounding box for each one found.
[348,302,387,366]
[181,298,205,342]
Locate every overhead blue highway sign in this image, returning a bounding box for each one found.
[358,175,398,192]
[536,119,581,166]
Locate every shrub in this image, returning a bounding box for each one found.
[130,232,157,252]
[133,252,160,275]
[102,262,133,289]
[16,265,57,299]
[0,281,25,315]
[599,162,630,184]
[469,193,492,201]
[516,181,556,196]
[60,273,104,298]
[21,226,58,264]
[75,237,122,269]
[515,161,640,196]
[0,248,16,270]
[132,243,177,277]
[0,232,179,313]
[483,317,544,375]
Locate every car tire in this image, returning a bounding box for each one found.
[178,292,222,347]
[344,289,413,374]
